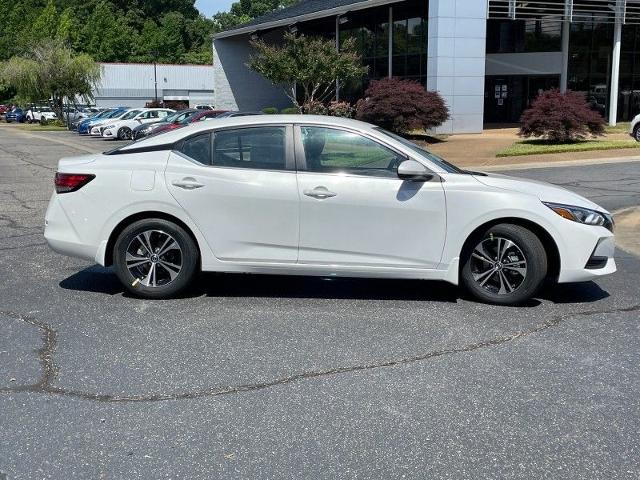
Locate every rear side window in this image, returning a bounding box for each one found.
[179,133,211,165]
[212,127,287,170]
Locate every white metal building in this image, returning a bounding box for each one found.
[93,63,215,108]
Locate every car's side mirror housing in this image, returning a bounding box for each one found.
[397,159,434,182]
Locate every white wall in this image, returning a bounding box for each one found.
[427,0,488,134]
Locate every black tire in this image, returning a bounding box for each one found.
[113,218,199,299]
[117,127,132,140]
[633,125,640,142]
[461,223,547,305]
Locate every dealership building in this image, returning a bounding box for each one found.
[92,63,215,108]
[213,0,640,133]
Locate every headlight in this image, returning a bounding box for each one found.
[543,202,614,232]
[104,124,115,129]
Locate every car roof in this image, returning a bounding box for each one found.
[123,115,377,150]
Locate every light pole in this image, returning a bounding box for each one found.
[151,50,159,104]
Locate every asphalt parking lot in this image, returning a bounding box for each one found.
[1,127,639,479]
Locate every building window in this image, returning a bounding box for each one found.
[339,0,428,102]
[486,19,562,54]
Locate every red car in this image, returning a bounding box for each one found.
[148,109,227,136]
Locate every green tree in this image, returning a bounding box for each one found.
[212,0,297,32]
[0,40,102,120]
[248,33,367,111]
[30,0,59,45]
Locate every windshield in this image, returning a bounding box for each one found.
[105,109,126,119]
[374,128,463,174]
[165,110,191,123]
[120,110,141,120]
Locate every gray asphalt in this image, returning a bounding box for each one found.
[0,128,639,479]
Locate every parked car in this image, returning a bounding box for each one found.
[132,109,198,140]
[629,113,640,141]
[44,115,616,304]
[89,108,143,137]
[64,106,100,125]
[101,108,174,140]
[194,104,215,110]
[5,108,26,123]
[148,109,227,137]
[0,105,8,115]
[78,107,128,135]
[207,111,262,119]
[25,106,57,123]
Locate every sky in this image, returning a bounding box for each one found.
[195,0,235,17]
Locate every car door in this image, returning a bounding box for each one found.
[295,125,447,269]
[165,125,300,263]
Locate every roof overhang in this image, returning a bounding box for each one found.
[214,0,403,40]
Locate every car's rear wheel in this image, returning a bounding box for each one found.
[118,127,132,140]
[113,218,199,299]
[461,224,547,305]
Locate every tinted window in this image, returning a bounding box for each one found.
[213,127,287,170]
[179,133,211,165]
[300,126,403,177]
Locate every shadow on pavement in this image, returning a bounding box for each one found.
[59,265,610,305]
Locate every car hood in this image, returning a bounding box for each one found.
[472,172,607,212]
[135,121,167,131]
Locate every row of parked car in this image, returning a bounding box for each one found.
[1,104,102,124]
[74,106,259,141]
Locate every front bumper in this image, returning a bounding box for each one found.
[102,128,116,138]
[557,232,617,283]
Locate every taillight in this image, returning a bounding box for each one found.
[54,173,95,193]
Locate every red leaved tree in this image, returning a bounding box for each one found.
[355,77,450,134]
[519,89,605,143]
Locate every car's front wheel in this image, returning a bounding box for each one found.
[461,224,547,305]
[633,125,640,142]
[113,218,199,299]
[117,127,132,140]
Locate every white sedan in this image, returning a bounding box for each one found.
[101,108,174,140]
[44,116,616,305]
[89,109,139,137]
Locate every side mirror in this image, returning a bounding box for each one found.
[397,160,434,182]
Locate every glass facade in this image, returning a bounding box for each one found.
[618,24,640,121]
[567,20,614,118]
[486,19,562,54]
[338,0,427,101]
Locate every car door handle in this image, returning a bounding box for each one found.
[304,186,337,199]
[172,178,204,190]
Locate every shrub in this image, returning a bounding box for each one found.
[280,107,300,114]
[519,89,606,143]
[355,77,450,134]
[301,100,328,115]
[328,100,355,118]
[262,107,279,114]
[145,100,163,108]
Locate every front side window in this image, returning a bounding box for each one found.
[300,126,404,177]
[179,133,211,165]
[213,127,287,170]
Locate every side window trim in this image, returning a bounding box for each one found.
[293,124,409,178]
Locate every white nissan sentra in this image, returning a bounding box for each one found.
[44,116,616,305]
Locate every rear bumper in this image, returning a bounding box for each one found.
[44,193,99,263]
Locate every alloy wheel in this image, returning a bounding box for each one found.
[470,236,528,295]
[125,230,183,287]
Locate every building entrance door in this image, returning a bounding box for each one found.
[484,75,560,124]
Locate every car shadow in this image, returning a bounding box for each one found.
[59,266,609,305]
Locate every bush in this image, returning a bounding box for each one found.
[301,100,328,115]
[262,107,279,114]
[145,100,163,108]
[280,107,300,114]
[519,89,606,143]
[355,77,450,134]
[40,118,66,127]
[328,100,355,118]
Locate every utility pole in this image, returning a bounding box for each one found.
[151,50,159,104]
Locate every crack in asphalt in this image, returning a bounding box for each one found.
[1,303,639,404]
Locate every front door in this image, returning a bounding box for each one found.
[165,126,299,263]
[295,126,446,269]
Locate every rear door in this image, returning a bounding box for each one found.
[165,125,300,263]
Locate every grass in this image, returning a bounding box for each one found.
[17,123,68,132]
[496,139,640,157]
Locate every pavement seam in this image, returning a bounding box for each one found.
[1,303,639,403]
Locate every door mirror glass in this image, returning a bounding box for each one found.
[397,160,433,182]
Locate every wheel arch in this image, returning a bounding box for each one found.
[104,211,201,268]
[459,217,561,282]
